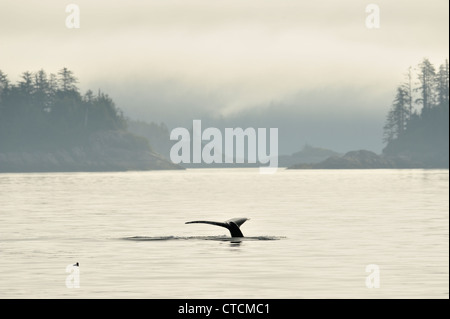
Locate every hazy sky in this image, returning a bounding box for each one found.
[0,0,448,153]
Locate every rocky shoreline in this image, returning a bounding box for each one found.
[0,131,182,172]
[288,150,447,169]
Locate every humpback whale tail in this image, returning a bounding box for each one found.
[185,217,249,237]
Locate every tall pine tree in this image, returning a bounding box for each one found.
[415,58,436,111]
[383,86,409,143]
[436,59,449,107]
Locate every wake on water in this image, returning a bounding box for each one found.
[122,235,284,242]
[123,218,284,242]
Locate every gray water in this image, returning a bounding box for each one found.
[0,169,448,298]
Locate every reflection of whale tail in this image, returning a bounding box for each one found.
[185,218,249,237]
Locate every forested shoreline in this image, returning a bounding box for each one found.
[0,68,180,171]
[0,68,127,151]
[1,59,448,172]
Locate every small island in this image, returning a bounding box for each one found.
[289,58,449,169]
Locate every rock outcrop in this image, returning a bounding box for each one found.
[288,150,424,169]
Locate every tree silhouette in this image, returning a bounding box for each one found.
[436,60,449,107]
[57,67,78,93]
[383,57,449,167]
[415,58,436,111]
[0,68,126,151]
[383,86,409,143]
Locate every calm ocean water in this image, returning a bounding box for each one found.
[0,169,448,298]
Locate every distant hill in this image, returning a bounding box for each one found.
[127,120,173,160]
[279,145,341,167]
[128,124,342,169]
[126,122,343,169]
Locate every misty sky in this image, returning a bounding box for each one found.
[1,0,448,154]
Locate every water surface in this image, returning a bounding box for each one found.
[0,169,448,298]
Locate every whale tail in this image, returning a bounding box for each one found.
[185,217,249,237]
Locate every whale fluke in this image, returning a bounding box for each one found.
[185,217,249,237]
